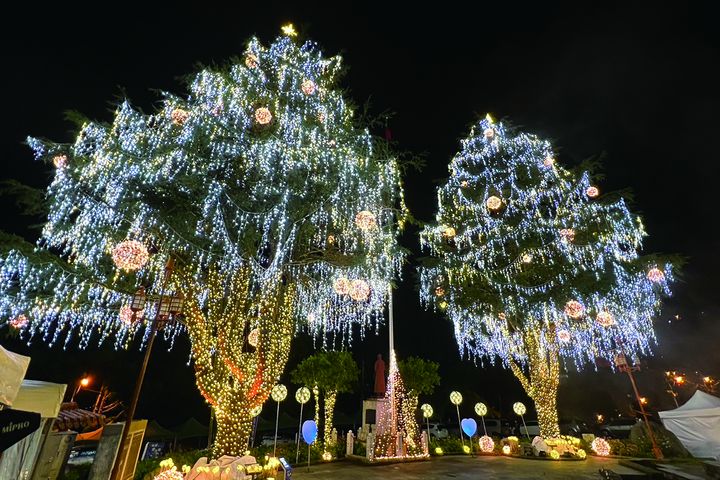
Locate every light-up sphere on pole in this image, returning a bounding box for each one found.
[420,403,433,418]
[295,386,311,404]
[474,402,487,416]
[271,384,287,402]
[513,402,526,416]
[450,391,463,405]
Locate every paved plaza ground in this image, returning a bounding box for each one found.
[295,455,642,479]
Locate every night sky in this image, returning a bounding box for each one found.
[2,3,719,429]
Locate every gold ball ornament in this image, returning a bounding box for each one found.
[442,226,456,238]
[111,240,149,271]
[254,107,273,125]
[475,402,487,416]
[271,384,287,402]
[301,79,317,95]
[586,186,599,198]
[171,108,189,126]
[596,311,615,327]
[564,300,585,319]
[557,329,571,343]
[248,328,260,347]
[513,402,526,415]
[550,449,560,460]
[245,53,259,68]
[435,286,445,297]
[349,279,370,301]
[478,435,494,453]
[295,386,311,404]
[647,267,665,283]
[355,210,377,230]
[577,448,587,459]
[486,195,503,211]
[449,391,463,405]
[53,154,68,169]
[333,277,351,295]
[9,314,28,330]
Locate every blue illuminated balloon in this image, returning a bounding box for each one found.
[461,418,477,437]
[302,420,317,444]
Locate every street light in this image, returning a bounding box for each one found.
[71,375,92,402]
[110,257,184,480]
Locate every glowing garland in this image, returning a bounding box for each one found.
[419,115,673,439]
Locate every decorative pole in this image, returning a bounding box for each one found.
[475,402,488,436]
[271,384,288,457]
[420,404,433,445]
[295,387,311,464]
[111,258,182,480]
[450,391,464,447]
[513,402,529,440]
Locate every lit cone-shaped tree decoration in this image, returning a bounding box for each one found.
[420,115,675,438]
[0,28,405,455]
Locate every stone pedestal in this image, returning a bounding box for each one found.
[362,398,388,437]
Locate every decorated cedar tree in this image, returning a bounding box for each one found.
[0,26,406,455]
[419,115,673,438]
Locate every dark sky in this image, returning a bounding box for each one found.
[2,3,719,428]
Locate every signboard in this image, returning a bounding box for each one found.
[279,457,292,479]
[0,409,41,452]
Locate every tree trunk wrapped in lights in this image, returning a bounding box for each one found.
[420,115,676,438]
[0,26,405,457]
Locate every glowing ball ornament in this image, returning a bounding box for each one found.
[486,196,502,211]
[596,311,615,327]
[333,277,351,295]
[302,420,318,444]
[513,402,526,415]
[474,402,487,416]
[577,448,587,459]
[250,406,262,417]
[245,53,258,68]
[557,329,571,343]
[53,154,67,169]
[435,447,443,455]
[461,418,477,437]
[248,328,260,347]
[647,268,665,283]
[559,228,576,242]
[301,79,316,95]
[354,210,377,230]
[549,449,560,460]
[119,305,136,326]
[544,155,555,167]
[111,240,149,271]
[502,445,511,455]
[434,286,445,297]
[153,468,184,480]
[462,445,471,454]
[271,384,287,402]
[9,314,28,329]
[483,128,494,139]
[295,386,311,404]
[349,279,370,301]
[591,437,611,456]
[521,254,532,264]
[498,312,506,320]
[322,451,332,461]
[450,391,463,405]
[442,226,456,238]
[171,108,189,126]
[254,107,273,125]
[586,186,599,198]
[420,403,433,418]
[478,435,494,453]
[564,300,585,319]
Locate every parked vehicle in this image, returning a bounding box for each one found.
[427,423,449,439]
[482,418,513,437]
[559,418,591,437]
[598,417,640,439]
[260,432,295,447]
[517,420,541,437]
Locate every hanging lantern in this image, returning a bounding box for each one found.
[354,210,377,230]
[486,196,503,211]
[130,287,146,313]
[647,267,665,283]
[333,277,351,295]
[119,305,136,326]
[596,311,615,327]
[168,293,184,316]
[434,286,446,297]
[349,279,370,301]
[564,300,585,319]
[112,240,149,271]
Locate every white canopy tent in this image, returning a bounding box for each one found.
[659,390,720,460]
[0,345,31,406]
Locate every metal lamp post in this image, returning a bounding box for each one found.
[295,387,311,464]
[271,384,288,457]
[474,402,488,436]
[420,403,433,445]
[110,258,184,480]
[449,391,464,447]
[513,402,529,440]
